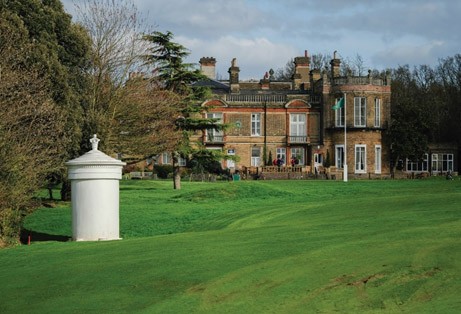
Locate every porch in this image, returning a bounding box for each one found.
[239,165,346,180]
[242,165,314,180]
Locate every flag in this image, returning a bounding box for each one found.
[332,97,344,110]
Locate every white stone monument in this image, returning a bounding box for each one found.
[65,135,126,241]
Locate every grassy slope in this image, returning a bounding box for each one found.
[1,179,461,313]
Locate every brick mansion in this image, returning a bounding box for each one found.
[186,51,391,179]
[150,52,457,179]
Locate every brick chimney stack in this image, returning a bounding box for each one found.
[199,57,216,80]
[330,50,341,78]
[293,50,311,90]
[228,58,240,93]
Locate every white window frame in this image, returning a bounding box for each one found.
[290,114,307,136]
[276,147,286,165]
[355,144,367,173]
[178,156,187,167]
[206,112,223,141]
[431,153,454,173]
[444,154,454,172]
[251,147,261,167]
[375,145,381,174]
[335,98,345,127]
[406,154,429,172]
[354,97,366,127]
[162,152,171,164]
[227,149,236,168]
[290,147,305,166]
[251,113,261,136]
[335,145,344,169]
[374,98,381,127]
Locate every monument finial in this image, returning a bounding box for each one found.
[90,134,100,151]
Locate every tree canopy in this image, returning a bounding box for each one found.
[142,31,228,189]
[0,0,91,245]
[388,60,461,170]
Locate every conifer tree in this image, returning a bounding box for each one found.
[143,31,228,189]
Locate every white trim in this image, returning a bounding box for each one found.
[335,144,344,169]
[251,146,261,167]
[289,113,307,136]
[374,98,381,127]
[374,145,382,174]
[354,144,367,173]
[335,97,344,127]
[354,97,366,127]
[251,113,261,136]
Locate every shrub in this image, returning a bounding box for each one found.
[154,165,174,179]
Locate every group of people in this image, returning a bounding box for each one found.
[272,157,284,167]
[272,156,300,167]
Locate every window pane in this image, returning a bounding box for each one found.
[354,97,366,127]
[355,146,366,172]
[290,114,306,136]
[375,146,381,173]
[276,148,286,165]
[251,113,261,136]
[290,148,304,165]
[206,113,223,141]
[374,99,381,127]
[335,145,344,168]
[335,97,344,127]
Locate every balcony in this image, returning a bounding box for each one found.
[332,76,389,86]
[224,94,287,103]
[205,135,224,144]
[288,135,309,144]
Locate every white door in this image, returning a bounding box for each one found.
[314,153,323,172]
[227,149,235,168]
[251,147,261,166]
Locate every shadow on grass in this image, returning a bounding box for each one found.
[20,229,70,244]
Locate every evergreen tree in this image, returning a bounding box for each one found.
[387,65,437,172]
[142,31,228,189]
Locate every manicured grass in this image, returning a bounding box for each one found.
[1,178,461,313]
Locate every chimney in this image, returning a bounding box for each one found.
[228,58,240,93]
[260,71,270,89]
[199,57,216,80]
[293,50,310,90]
[309,69,321,87]
[330,50,341,78]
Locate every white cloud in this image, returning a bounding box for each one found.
[62,0,461,76]
[178,35,299,80]
[137,0,269,38]
[373,39,447,68]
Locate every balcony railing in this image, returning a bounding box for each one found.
[288,135,309,144]
[332,77,387,86]
[224,94,287,103]
[309,95,322,103]
[206,135,224,143]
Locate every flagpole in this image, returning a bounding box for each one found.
[343,92,348,182]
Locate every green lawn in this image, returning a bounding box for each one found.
[1,179,461,313]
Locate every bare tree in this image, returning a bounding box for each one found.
[351,54,367,76]
[274,58,295,81]
[311,53,331,71]
[112,76,183,159]
[73,0,153,152]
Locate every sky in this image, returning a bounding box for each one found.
[62,0,461,80]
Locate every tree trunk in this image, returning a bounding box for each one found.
[391,154,399,179]
[172,151,181,190]
[61,179,71,201]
